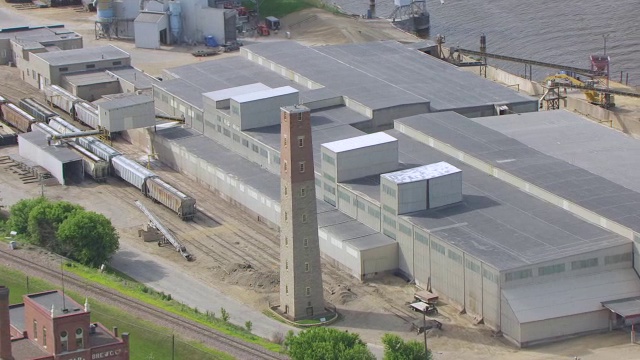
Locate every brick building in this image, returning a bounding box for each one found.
[0,286,129,360]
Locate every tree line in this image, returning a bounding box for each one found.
[284,327,432,360]
[7,197,119,267]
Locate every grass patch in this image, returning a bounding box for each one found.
[297,319,321,325]
[63,262,281,353]
[0,265,233,360]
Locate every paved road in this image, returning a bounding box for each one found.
[111,243,386,358]
[110,242,296,340]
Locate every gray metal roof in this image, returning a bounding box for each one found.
[9,304,25,332]
[98,93,153,110]
[33,45,129,66]
[396,111,640,234]
[107,67,159,89]
[602,296,640,318]
[243,106,367,169]
[385,129,628,271]
[19,131,82,163]
[135,12,166,24]
[157,127,281,200]
[473,110,640,197]
[504,269,640,323]
[62,71,119,86]
[319,209,396,251]
[244,41,536,112]
[156,57,308,109]
[0,26,81,41]
[27,290,85,317]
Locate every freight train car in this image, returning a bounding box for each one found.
[74,101,99,129]
[49,116,121,166]
[68,142,109,182]
[48,116,82,133]
[33,122,108,182]
[44,85,80,116]
[0,103,36,133]
[19,98,58,123]
[145,177,196,220]
[112,156,157,193]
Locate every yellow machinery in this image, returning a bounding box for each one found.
[544,74,599,103]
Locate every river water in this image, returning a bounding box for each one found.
[332,0,640,86]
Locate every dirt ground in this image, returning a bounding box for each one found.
[1,3,640,359]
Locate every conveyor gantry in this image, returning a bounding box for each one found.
[452,48,604,78]
[135,200,193,261]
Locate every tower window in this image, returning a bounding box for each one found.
[284,161,288,172]
[284,186,288,196]
[286,285,289,294]
[298,136,304,147]
[300,187,307,197]
[303,238,309,247]
[285,236,288,246]
[286,260,289,270]
[299,162,305,173]
[33,320,38,340]
[284,212,288,221]
[302,214,307,223]
[75,328,83,349]
[305,287,311,296]
[284,135,287,146]
[43,327,47,348]
[297,112,302,121]
[305,262,310,272]
[60,331,68,352]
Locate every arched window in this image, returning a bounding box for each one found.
[43,327,47,348]
[60,330,68,352]
[75,328,84,349]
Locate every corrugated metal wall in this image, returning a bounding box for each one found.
[337,184,356,219]
[520,311,610,347]
[481,264,501,329]
[153,135,281,225]
[463,254,483,317]
[396,217,413,276]
[500,293,521,345]
[413,228,431,286]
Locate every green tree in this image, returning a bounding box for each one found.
[284,328,375,360]
[57,211,119,267]
[7,197,48,235]
[382,333,431,360]
[27,200,82,247]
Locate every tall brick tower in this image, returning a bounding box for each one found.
[0,286,12,360]
[279,105,325,320]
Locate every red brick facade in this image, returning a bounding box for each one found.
[1,288,129,360]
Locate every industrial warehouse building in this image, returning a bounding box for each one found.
[22,45,131,90]
[7,35,637,347]
[18,131,84,185]
[0,25,82,67]
[141,40,640,346]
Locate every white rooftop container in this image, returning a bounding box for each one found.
[322,132,397,153]
[203,83,271,105]
[381,161,462,214]
[231,86,298,103]
[321,133,398,182]
[382,161,461,184]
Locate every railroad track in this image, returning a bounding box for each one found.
[0,248,286,360]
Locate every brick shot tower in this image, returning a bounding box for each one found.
[279,105,325,320]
